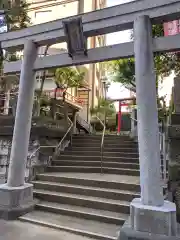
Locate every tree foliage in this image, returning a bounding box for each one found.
[109,23,180,91]
[90,97,116,118]
[52,67,85,89]
[34,66,86,117]
[0,1,31,113]
[0,0,31,30]
[0,0,30,66]
[108,59,136,91]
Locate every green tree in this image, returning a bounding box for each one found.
[0,0,31,114]
[53,67,85,119]
[109,23,180,89]
[1,0,31,61]
[107,23,173,121]
[109,58,136,92]
[0,0,30,30]
[53,67,85,90]
[90,97,116,126]
[38,66,86,119]
[109,57,159,92]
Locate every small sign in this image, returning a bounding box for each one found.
[63,17,87,59]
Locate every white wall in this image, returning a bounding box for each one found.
[158,72,175,107]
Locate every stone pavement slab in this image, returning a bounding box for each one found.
[0,220,94,240]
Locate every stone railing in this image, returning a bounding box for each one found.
[0,116,69,184]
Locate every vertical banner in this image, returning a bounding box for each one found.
[0,13,7,33]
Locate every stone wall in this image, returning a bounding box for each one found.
[0,138,11,184]
[0,116,71,184]
[0,136,70,184]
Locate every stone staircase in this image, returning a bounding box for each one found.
[19,135,140,240]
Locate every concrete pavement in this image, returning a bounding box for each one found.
[0,220,94,240]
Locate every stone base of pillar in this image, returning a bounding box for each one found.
[0,173,6,184]
[118,198,177,240]
[0,183,34,220]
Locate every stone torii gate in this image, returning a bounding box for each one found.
[0,0,180,239]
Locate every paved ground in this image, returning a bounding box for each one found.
[0,220,94,240]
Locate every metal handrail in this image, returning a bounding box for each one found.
[28,145,57,162]
[54,116,73,156]
[27,145,57,182]
[27,115,73,181]
[96,116,106,173]
[130,117,137,122]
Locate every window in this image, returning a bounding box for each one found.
[35,10,52,18]
[35,10,52,24]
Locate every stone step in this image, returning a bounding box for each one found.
[57,154,139,163]
[33,189,130,213]
[68,146,138,153]
[73,135,131,139]
[47,166,140,176]
[72,142,138,148]
[72,135,134,140]
[52,160,139,169]
[33,181,140,201]
[60,151,139,158]
[35,201,128,225]
[19,210,119,240]
[36,173,140,192]
[72,139,136,144]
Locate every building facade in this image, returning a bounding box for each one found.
[26,0,107,122]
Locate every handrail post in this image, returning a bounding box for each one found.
[96,116,105,174]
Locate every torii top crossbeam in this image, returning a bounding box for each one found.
[109,97,136,103]
[3,0,180,74]
[1,0,180,50]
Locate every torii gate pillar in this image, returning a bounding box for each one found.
[119,15,177,239]
[0,40,37,219]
